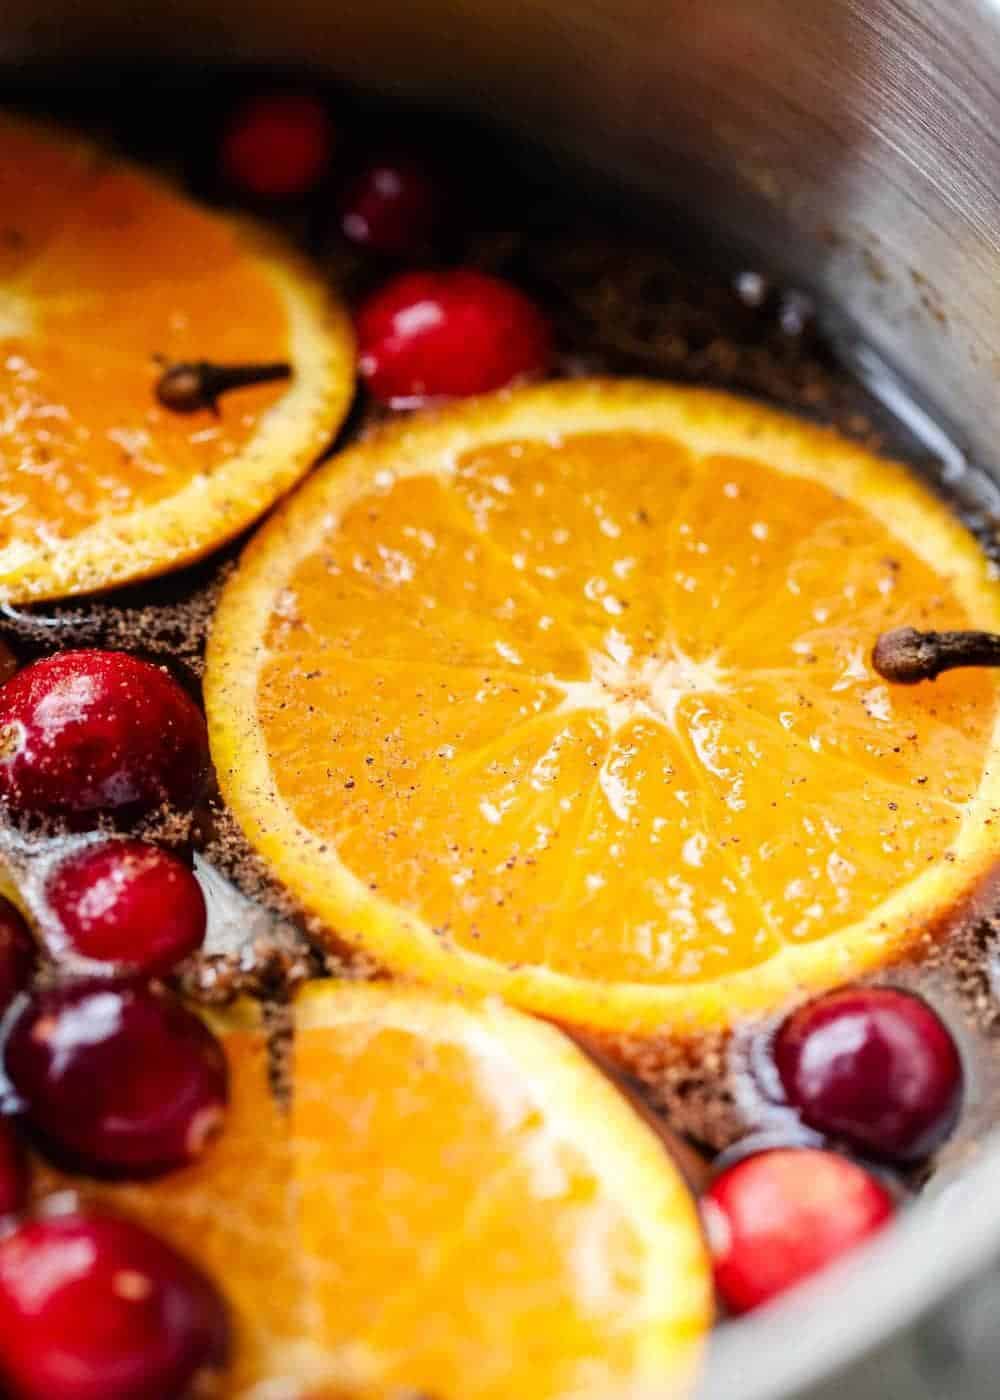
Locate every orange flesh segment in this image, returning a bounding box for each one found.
[0,121,102,279]
[256,428,997,987]
[291,983,709,1399]
[31,1014,304,1396]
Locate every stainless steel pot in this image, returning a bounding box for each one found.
[5,1,1000,1395]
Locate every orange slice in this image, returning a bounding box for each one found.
[290,981,709,1400]
[0,113,354,602]
[33,984,710,1399]
[205,380,1000,1035]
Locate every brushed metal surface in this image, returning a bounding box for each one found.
[5,0,1000,461]
[4,2,1000,1395]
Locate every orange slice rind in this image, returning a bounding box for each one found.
[0,112,355,602]
[206,380,1000,1034]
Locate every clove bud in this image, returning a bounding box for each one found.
[872,626,1000,684]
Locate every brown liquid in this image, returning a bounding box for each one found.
[3,71,999,1190]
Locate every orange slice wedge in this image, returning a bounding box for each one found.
[0,113,354,602]
[206,381,1000,1036]
[33,984,710,1398]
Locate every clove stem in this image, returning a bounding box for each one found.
[872,626,1000,684]
[155,359,291,414]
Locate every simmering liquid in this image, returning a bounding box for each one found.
[4,70,1000,1203]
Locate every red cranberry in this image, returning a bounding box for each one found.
[774,987,963,1162]
[220,93,333,198]
[0,1210,229,1400]
[4,981,228,1179]
[702,1148,894,1314]
[0,1122,28,1217]
[356,268,552,406]
[0,651,209,819]
[0,897,35,1011]
[338,153,447,255]
[44,841,206,978]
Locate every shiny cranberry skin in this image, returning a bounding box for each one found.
[356,268,552,406]
[44,841,206,978]
[220,93,333,198]
[0,897,35,1011]
[702,1148,894,1314]
[338,153,447,255]
[0,1210,229,1400]
[4,981,228,1179]
[0,1122,28,1217]
[774,987,963,1162]
[0,651,209,819]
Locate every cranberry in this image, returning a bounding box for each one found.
[0,1122,27,1217]
[0,651,209,819]
[338,153,447,255]
[0,897,35,1011]
[4,981,228,1179]
[220,93,333,198]
[44,841,206,978]
[774,987,963,1162]
[0,1210,229,1400]
[702,1148,894,1314]
[356,268,552,406]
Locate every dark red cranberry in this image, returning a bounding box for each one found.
[0,1121,28,1217]
[220,93,333,198]
[0,1210,229,1400]
[4,981,228,1179]
[44,840,206,978]
[774,987,962,1162]
[0,651,209,819]
[338,153,447,255]
[356,268,552,406]
[702,1148,894,1314]
[0,897,35,1011]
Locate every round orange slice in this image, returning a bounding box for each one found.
[34,984,711,1399]
[206,380,1000,1035]
[0,112,354,602]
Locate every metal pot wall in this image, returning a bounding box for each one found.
[5,2,1000,1395]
